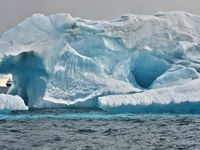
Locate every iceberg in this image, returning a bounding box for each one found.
[0,11,200,113]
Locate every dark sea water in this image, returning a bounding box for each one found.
[0,109,200,150]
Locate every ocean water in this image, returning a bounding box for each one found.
[0,109,200,150]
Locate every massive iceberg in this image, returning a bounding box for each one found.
[0,11,200,113]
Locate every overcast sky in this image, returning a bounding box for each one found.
[0,0,199,36]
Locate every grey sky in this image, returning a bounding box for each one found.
[0,0,199,36]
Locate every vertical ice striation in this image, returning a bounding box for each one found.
[0,52,48,107]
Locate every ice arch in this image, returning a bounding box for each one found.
[0,51,48,107]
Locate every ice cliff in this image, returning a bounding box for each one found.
[0,11,200,113]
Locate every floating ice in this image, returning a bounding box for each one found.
[0,94,28,113]
[99,79,200,113]
[0,11,200,113]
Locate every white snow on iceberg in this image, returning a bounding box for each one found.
[0,11,200,113]
[0,94,28,113]
[99,79,200,113]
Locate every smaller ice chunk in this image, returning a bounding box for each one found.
[0,94,28,113]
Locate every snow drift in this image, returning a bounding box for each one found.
[0,11,200,113]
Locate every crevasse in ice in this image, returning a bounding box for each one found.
[0,11,200,113]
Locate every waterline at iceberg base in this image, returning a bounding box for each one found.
[0,11,200,113]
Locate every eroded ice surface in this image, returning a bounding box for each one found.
[0,11,200,113]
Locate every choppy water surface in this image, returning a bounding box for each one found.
[0,109,200,150]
